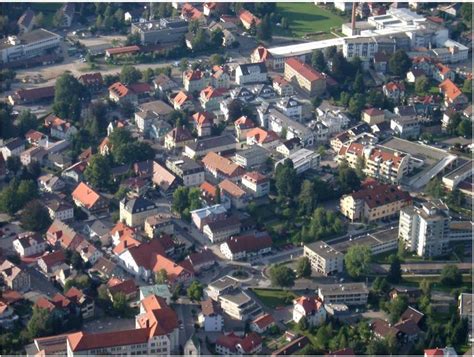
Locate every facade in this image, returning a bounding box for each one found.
[458,293,473,341]
[234,146,268,168]
[0,260,30,292]
[275,149,320,175]
[399,200,451,257]
[198,299,224,332]
[72,182,109,215]
[203,216,241,244]
[304,242,344,276]
[241,172,270,197]
[13,232,47,257]
[166,157,204,187]
[164,126,194,150]
[340,182,412,222]
[120,197,159,227]
[219,289,262,321]
[184,134,236,159]
[235,63,268,85]
[191,204,227,231]
[284,57,326,95]
[201,152,244,181]
[317,283,369,305]
[131,18,188,45]
[220,233,272,261]
[265,108,315,147]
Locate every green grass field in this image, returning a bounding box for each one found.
[251,288,297,309]
[276,3,346,38]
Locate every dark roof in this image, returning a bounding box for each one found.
[237,62,267,76]
[4,138,25,150]
[224,232,272,254]
[272,336,309,356]
[206,215,241,232]
[121,197,157,214]
[15,86,55,101]
[400,306,424,325]
[186,134,235,152]
[281,137,301,150]
[18,9,35,28]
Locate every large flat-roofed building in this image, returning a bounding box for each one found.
[303,242,344,276]
[165,157,204,187]
[275,149,320,175]
[331,227,399,256]
[442,160,473,191]
[205,275,240,301]
[131,18,188,45]
[0,29,61,64]
[317,283,369,305]
[234,146,269,168]
[219,289,262,321]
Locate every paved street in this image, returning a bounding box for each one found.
[25,266,60,298]
[173,301,199,349]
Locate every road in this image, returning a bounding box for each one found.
[173,300,198,350]
[25,266,60,298]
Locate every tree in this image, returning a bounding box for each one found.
[35,12,45,27]
[20,201,51,232]
[338,165,361,193]
[353,71,365,93]
[17,179,38,206]
[84,154,111,190]
[296,257,312,278]
[297,316,308,331]
[155,268,168,284]
[298,180,316,216]
[425,178,444,199]
[440,264,462,287]
[275,159,298,201]
[447,112,462,135]
[419,279,431,297]
[192,28,208,52]
[366,338,389,355]
[112,292,129,316]
[120,65,142,85]
[17,109,38,135]
[210,29,224,49]
[460,3,472,24]
[6,156,21,175]
[179,59,189,72]
[53,73,87,122]
[311,49,326,72]
[388,295,408,324]
[27,306,52,338]
[348,93,366,117]
[372,277,390,294]
[415,76,429,95]
[52,9,64,28]
[256,15,272,42]
[388,50,412,77]
[457,119,472,138]
[387,254,402,284]
[187,280,204,301]
[344,245,371,279]
[209,54,225,66]
[446,189,465,207]
[268,264,295,288]
[462,79,472,96]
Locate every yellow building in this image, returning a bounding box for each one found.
[284,57,326,96]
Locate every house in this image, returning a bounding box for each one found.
[424,347,459,357]
[75,240,103,265]
[340,181,412,222]
[304,242,344,276]
[62,161,87,183]
[433,64,456,83]
[121,177,150,198]
[218,179,250,209]
[371,319,403,341]
[172,90,194,111]
[164,126,194,150]
[152,161,178,195]
[200,181,218,204]
[284,57,326,96]
[191,111,213,137]
[216,332,263,355]
[272,336,310,356]
[246,128,280,150]
[13,232,47,257]
[108,82,151,103]
[439,79,468,107]
[184,335,201,357]
[238,9,261,29]
[78,72,103,93]
[203,215,241,243]
[44,115,78,140]
[37,250,66,274]
[275,97,303,121]
[44,198,74,221]
[234,116,255,142]
[166,157,205,187]
[362,108,385,125]
[200,86,227,111]
[383,82,406,102]
[20,146,47,166]
[65,287,95,319]
[153,74,178,94]
[205,275,239,301]
[241,172,270,198]
[1,138,25,160]
[0,260,30,292]
[181,3,206,24]
[251,313,276,334]
[38,174,64,195]
[276,138,302,158]
[144,213,175,238]
[230,87,255,103]
[275,149,320,175]
[8,86,55,106]
[234,146,269,169]
[190,204,227,231]
[211,65,231,89]
[46,219,85,250]
[218,289,261,321]
[71,182,109,215]
[390,115,420,139]
[184,134,236,159]
[265,108,314,146]
[201,152,245,181]
[17,8,36,34]
[235,63,268,85]
[220,232,272,261]
[373,52,389,72]
[406,68,427,83]
[86,219,113,245]
[25,129,48,147]
[273,75,294,97]
[90,257,120,280]
[389,287,422,304]
[183,69,209,93]
[293,296,326,327]
[135,100,173,134]
[198,298,224,332]
[185,248,217,273]
[120,197,159,227]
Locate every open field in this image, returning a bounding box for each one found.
[276,3,346,38]
[251,288,296,309]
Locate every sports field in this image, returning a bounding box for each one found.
[276,3,346,38]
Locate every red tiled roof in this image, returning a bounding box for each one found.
[294,296,324,314]
[239,332,263,353]
[424,348,444,356]
[224,233,272,254]
[25,129,46,142]
[364,108,384,116]
[285,57,324,82]
[192,112,214,126]
[348,182,411,209]
[202,152,245,178]
[252,313,275,329]
[108,82,130,97]
[15,86,55,101]
[384,81,405,92]
[106,45,140,55]
[239,9,261,26]
[67,329,149,352]
[79,72,103,85]
[128,82,151,94]
[173,91,191,106]
[218,179,246,198]
[243,171,268,184]
[439,79,463,102]
[39,250,66,268]
[136,295,179,337]
[201,86,227,101]
[254,45,271,62]
[200,181,217,198]
[234,116,255,129]
[107,278,137,296]
[246,128,279,144]
[181,3,203,20]
[72,182,101,209]
[184,69,203,81]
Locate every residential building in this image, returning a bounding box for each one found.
[201,152,244,181]
[13,232,47,257]
[71,182,109,215]
[203,216,241,244]
[238,9,261,29]
[211,66,231,89]
[439,78,468,107]
[46,219,85,251]
[275,149,320,175]
[200,86,227,111]
[166,157,204,187]
[271,336,310,356]
[383,82,406,102]
[275,97,303,121]
[235,63,268,85]
[1,138,25,160]
[0,260,30,292]
[272,75,294,97]
[8,85,55,106]
[44,198,74,221]
[240,171,269,197]
[399,200,451,257]
[38,174,65,193]
[218,179,250,209]
[246,128,281,150]
[144,214,174,238]
[153,74,178,94]
[37,250,66,274]
[183,69,209,92]
[362,108,385,125]
[198,298,224,332]
[78,72,103,93]
[25,129,48,147]
[152,162,178,195]
[131,18,188,45]
[424,347,459,357]
[219,289,262,321]
[164,126,194,150]
[220,232,272,261]
[234,116,256,141]
[304,242,344,276]
[190,204,227,231]
[184,134,236,159]
[215,332,263,356]
[340,181,412,222]
[135,100,173,134]
[108,82,152,104]
[17,9,36,34]
[276,138,302,158]
[65,287,95,319]
[205,275,240,301]
[390,115,421,139]
[191,111,213,137]
[0,28,61,64]
[251,313,276,334]
[184,335,200,357]
[284,57,326,95]
[292,296,327,327]
[185,249,217,274]
[20,146,46,166]
[265,108,314,146]
[234,146,269,168]
[120,197,159,227]
[75,240,103,265]
[317,283,369,305]
[458,293,473,341]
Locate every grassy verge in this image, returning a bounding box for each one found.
[251,288,297,309]
[402,274,472,292]
[275,3,345,38]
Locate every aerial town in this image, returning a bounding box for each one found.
[0,1,472,356]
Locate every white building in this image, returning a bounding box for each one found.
[219,289,262,321]
[304,242,344,276]
[13,232,47,257]
[292,296,327,327]
[399,200,451,257]
[235,63,268,85]
[275,149,320,175]
[198,299,224,332]
[241,172,270,198]
[317,283,369,305]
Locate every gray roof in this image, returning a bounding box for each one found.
[237,62,267,75]
[186,134,236,152]
[4,138,25,150]
[318,282,369,296]
[121,197,157,214]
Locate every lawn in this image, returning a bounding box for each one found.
[402,274,472,292]
[251,288,297,309]
[276,3,346,38]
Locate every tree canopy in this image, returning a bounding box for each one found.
[20,200,51,232]
[268,264,296,288]
[344,245,371,279]
[388,50,412,77]
[53,73,87,122]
